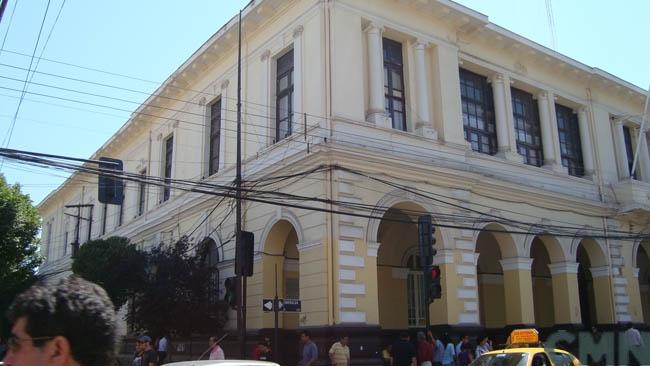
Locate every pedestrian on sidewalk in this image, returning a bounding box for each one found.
[329,334,350,366]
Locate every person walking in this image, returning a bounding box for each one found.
[455,335,469,355]
[298,330,318,366]
[139,336,158,366]
[2,276,117,366]
[208,336,225,360]
[475,335,490,359]
[427,331,444,366]
[441,336,456,366]
[416,332,433,366]
[132,339,144,366]
[329,334,350,366]
[391,332,416,366]
[457,343,473,366]
[157,334,168,364]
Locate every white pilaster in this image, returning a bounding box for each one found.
[500,257,534,271]
[577,108,595,178]
[364,23,391,128]
[492,74,520,162]
[547,261,580,275]
[613,120,630,179]
[538,92,559,171]
[413,40,436,139]
[292,26,304,135]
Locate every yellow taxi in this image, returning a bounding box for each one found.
[471,329,581,366]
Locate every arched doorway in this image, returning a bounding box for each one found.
[530,237,554,327]
[577,244,596,326]
[476,229,506,328]
[376,203,435,329]
[262,220,300,329]
[637,243,650,325]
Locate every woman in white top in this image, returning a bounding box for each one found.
[475,335,490,359]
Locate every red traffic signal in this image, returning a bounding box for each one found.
[430,266,441,280]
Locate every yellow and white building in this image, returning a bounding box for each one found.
[38,0,649,358]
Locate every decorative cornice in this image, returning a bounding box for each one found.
[293,25,304,38]
[547,261,579,275]
[590,265,610,278]
[363,22,383,35]
[367,241,380,257]
[260,49,271,62]
[220,79,230,90]
[500,257,533,271]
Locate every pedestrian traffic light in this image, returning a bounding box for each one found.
[235,230,254,276]
[97,157,124,205]
[224,277,238,309]
[429,265,442,300]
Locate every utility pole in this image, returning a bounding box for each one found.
[235,9,246,360]
[64,204,94,256]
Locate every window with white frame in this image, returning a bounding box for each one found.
[623,125,637,179]
[137,169,146,217]
[555,104,584,177]
[163,135,173,201]
[209,99,221,175]
[460,68,497,155]
[511,87,543,167]
[383,38,406,131]
[276,50,294,142]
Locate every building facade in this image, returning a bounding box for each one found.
[38,0,650,361]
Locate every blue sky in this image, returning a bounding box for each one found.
[0,0,648,206]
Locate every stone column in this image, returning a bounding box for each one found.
[548,261,582,324]
[364,23,391,128]
[590,266,616,324]
[538,92,561,171]
[492,74,521,162]
[577,108,595,178]
[429,249,458,325]
[613,120,630,179]
[637,129,650,182]
[292,26,304,135]
[500,257,535,325]
[413,40,434,139]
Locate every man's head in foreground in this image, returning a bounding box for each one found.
[3,275,117,366]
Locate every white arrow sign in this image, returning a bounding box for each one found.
[263,299,274,311]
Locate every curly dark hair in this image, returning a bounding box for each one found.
[6,275,117,366]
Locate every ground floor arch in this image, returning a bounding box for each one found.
[637,242,650,325]
[530,237,555,327]
[260,219,300,329]
[576,238,614,325]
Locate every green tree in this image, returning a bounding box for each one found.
[127,237,228,336]
[0,174,41,333]
[72,236,146,309]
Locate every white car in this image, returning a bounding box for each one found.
[164,361,280,366]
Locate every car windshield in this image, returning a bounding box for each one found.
[471,352,529,366]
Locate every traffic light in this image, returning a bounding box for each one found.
[224,277,238,309]
[235,231,254,276]
[418,215,433,268]
[98,157,124,205]
[429,266,442,300]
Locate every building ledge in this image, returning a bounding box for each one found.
[612,179,650,224]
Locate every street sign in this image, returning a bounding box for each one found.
[262,299,274,312]
[283,299,301,312]
[262,298,299,312]
[262,298,285,312]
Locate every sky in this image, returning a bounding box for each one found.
[0,0,648,207]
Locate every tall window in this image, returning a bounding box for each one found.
[511,88,543,166]
[555,104,584,176]
[163,135,173,201]
[276,50,294,142]
[460,69,497,154]
[406,254,426,327]
[138,169,146,216]
[209,99,221,175]
[101,203,108,235]
[623,125,637,179]
[383,38,406,131]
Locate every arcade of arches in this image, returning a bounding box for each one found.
[240,203,649,339]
